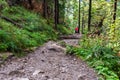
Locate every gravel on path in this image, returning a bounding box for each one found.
[0,35,98,80]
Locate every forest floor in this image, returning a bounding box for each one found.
[0,34,98,80]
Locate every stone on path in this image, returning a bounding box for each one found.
[33,69,44,76]
[47,43,66,52]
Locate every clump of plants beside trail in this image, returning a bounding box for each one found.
[67,21,120,80]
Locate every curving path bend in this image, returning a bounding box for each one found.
[0,35,98,80]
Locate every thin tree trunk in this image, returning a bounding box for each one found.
[56,0,59,24]
[43,0,47,18]
[78,0,81,33]
[113,0,117,23]
[88,0,92,31]
[54,0,58,29]
[82,11,84,34]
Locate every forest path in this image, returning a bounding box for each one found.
[0,34,98,80]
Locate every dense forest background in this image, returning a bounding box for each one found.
[0,0,120,80]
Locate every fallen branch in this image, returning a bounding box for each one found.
[0,15,23,28]
[59,36,80,39]
[59,34,82,39]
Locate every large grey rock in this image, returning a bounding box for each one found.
[47,44,66,52]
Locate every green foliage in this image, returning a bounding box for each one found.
[107,19,120,52]
[0,19,35,52]
[67,36,120,80]
[0,0,8,8]
[0,4,58,54]
[57,24,72,35]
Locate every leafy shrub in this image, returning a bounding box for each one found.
[57,24,72,35]
[67,36,120,80]
[0,0,8,11]
[0,43,8,51]
[0,17,55,53]
[107,19,120,52]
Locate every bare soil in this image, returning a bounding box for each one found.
[0,34,98,80]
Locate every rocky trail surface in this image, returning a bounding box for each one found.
[0,34,98,80]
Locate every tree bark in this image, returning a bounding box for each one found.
[54,0,59,29]
[82,11,84,34]
[78,0,81,33]
[113,0,117,23]
[56,0,59,24]
[88,0,92,31]
[43,0,47,18]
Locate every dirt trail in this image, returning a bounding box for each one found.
[0,34,98,80]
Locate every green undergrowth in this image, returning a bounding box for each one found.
[57,24,72,35]
[67,35,120,80]
[0,16,55,53]
[0,2,71,56]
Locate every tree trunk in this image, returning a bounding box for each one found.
[54,0,59,29]
[82,11,84,34]
[88,0,92,31]
[113,0,117,23]
[78,0,81,33]
[56,0,59,24]
[43,0,47,18]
